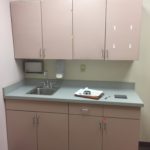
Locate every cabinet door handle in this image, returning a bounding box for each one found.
[103,122,107,130]
[37,116,40,125]
[99,122,102,129]
[32,116,36,125]
[43,49,46,58]
[40,49,43,58]
[101,49,104,59]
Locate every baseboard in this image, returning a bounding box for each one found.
[139,141,150,148]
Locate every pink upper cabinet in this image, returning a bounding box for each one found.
[73,0,106,60]
[11,0,142,60]
[105,0,142,60]
[42,0,72,59]
[11,1,42,59]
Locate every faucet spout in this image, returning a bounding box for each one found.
[43,71,49,88]
[45,80,49,88]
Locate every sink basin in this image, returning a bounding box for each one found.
[27,87,57,95]
[27,80,62,95]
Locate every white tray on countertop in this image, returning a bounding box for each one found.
[74,87,104,100]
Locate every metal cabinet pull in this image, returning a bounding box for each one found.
[37,116,40,125]
[101,49,104,59]
[107,50,109,59]
[32,116,36,125]
[102,117,107,130]
[43,49,46,58]
[103,122,107,130]
[99,122,102,129]
[40,49,43,58]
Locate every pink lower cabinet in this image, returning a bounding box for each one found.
[6,110,37,150]
[69,115,103,150]
[6,100,68,150]
[103,118,140,150]
[6,100,141,150]
[69,104,141,150]
[37,113,68,150]
[69,103,103,150]
[103,106,140,150]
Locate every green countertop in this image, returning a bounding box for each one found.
[3,79,144,107]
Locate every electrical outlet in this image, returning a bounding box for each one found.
[80,64,86,72]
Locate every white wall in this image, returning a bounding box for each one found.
[0,0,23,150]
[25,0,150,142]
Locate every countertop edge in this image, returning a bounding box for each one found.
[4,95,144,108]
[3,79,144,108]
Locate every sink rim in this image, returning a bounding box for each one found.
[26,87,58,95]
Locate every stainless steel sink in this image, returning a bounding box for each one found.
[27,80,62,96]
[27,87,58,95]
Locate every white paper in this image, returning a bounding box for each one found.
[75,87,104,97]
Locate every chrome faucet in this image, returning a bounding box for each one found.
[42,71,49,88]
[40,71,54,89]
[49,82,53,89]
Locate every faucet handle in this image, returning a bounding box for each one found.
[45,80,50,88]
[46,80,49,85]
[49,82,53,89]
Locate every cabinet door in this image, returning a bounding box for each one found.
[69,115,103,150]
[73,0,105,59]
[42,0,72,59]
[105,0,142,60]
[10,1,42,59]
[6,110,37,150]
[37,113,68,150]
[103,118,140,150]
